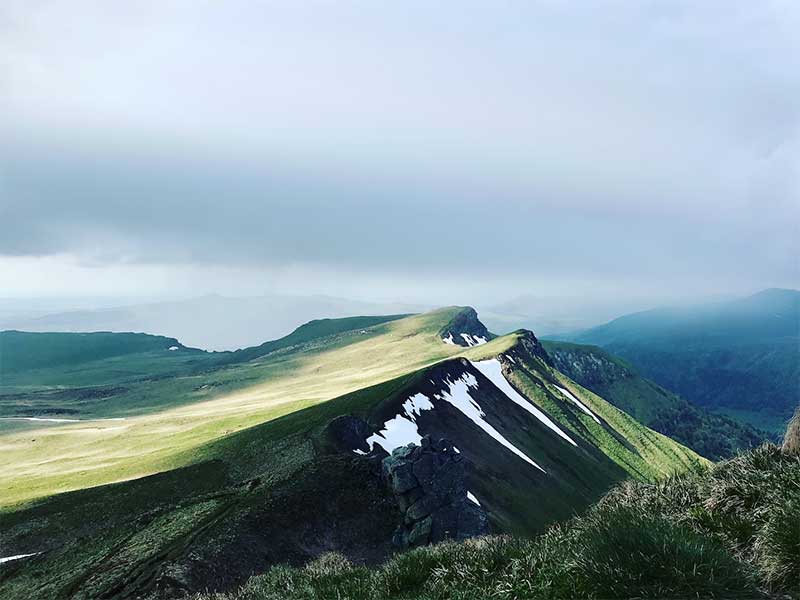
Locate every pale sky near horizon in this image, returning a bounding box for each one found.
[1,1,798,308]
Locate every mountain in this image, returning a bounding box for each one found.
[0,294,427,351]
[191,436,800,600]
[562,289,800,433]
[0,308,704,598]
[543,340,769,460]
[479,294,654,336]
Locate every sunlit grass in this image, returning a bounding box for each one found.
[0,308,508,507]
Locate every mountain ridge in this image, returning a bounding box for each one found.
[0,307,707,599]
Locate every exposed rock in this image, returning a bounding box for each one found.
[440,307,494,347]
[783,406,800,455]
[322,415,374,455]
[382,435,489,548]
[507,329,554,368]
[547,345,631,387]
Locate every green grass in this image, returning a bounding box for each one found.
[0,330,192,376]
[193,511,757,600]
[0,308,494,507]
[194,443,799,600]
[543,340,770,460]
[0,313,714,599]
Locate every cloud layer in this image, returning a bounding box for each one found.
[1,1,798,302]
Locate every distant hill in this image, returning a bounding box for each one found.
[562,289,800,433]
[0,331,190,376]
[0,294,427,351]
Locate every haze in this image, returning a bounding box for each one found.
[1,1,798,334]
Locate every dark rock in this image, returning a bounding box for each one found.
[439,307,493,348]
[383,435,490,548]
[509,330,554,368]
[390,462,418,494]
[396,486,424,512]
[323,415,373,454]
[407,516,433,547]
[411,453,436,485]
[456,502,489,541]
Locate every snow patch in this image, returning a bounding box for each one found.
[472,359,577,447]
[554,385,601,424]
[0,553,40,564]
[506,354,516,364]
[361,393,435,454]
[0,417,126,424]
[467,491,481,506]
[442,333,456,345]
[459,333,487,347]
[402,393,434,416]
[168,346,179,351]
[435,373,545,471]
[364,415,422,454]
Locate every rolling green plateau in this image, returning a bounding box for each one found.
[0,308,707,599]
[562,288,800,434]
[543,340,770,460]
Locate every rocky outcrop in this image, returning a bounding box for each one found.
[382,436,489,548]
[783,406,800,455]
[440,307,494,347]
[546,344,631,387]
[506,329,554,368]
[323,415,375,455]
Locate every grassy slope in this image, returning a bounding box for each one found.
[194,444,799,600]
[0,330,191,375]
[542,340,769,460]
[0,308,501,507]
[0,326,706,599]
[0,378,412,599]
[504,338,699,479]
[566,289,800,434]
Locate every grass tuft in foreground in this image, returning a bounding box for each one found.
[197,443,799,600]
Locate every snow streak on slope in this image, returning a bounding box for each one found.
[362,393,434,454]
[0,553,40,564]
[437,373,545,471]
[472,359,578,447]
[460,333,487,346]
[554,385,601,424]
[442,333,486,346]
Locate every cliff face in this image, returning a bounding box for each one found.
[440,307,494,347]
[546,343,632,387]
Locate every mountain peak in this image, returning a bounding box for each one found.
[439,307,494,347]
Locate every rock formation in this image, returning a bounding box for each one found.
[382,436,489,548]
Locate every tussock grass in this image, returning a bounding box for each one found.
[197,443,799,600]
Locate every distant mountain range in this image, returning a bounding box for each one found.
[556,289,799,434]
[0,294,428,351]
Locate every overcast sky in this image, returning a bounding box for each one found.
[1,1,798,308]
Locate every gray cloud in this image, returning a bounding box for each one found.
[0,1,798,302]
